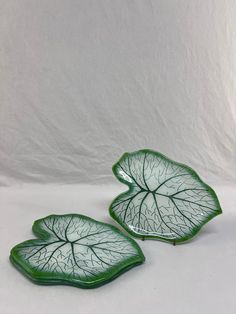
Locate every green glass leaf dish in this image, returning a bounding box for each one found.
[10,214,145,288]
[109,149,222,243]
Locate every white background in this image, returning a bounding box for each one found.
[0,1,236,313]
[0,0,236,186]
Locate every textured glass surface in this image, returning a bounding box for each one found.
[109,149,222,243]
[10,214,145,288]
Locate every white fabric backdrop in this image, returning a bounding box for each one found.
[1,0,235,186]
[1,2,236,314]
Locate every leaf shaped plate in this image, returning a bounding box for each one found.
[10,214,145,288]
[109,149,222,243]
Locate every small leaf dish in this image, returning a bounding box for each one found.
[109,149,222,243]
[10,214,145,288]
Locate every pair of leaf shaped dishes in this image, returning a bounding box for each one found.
[10,149,222,288]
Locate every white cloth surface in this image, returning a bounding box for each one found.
[0,0,236,186]
[0,184,235,314]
